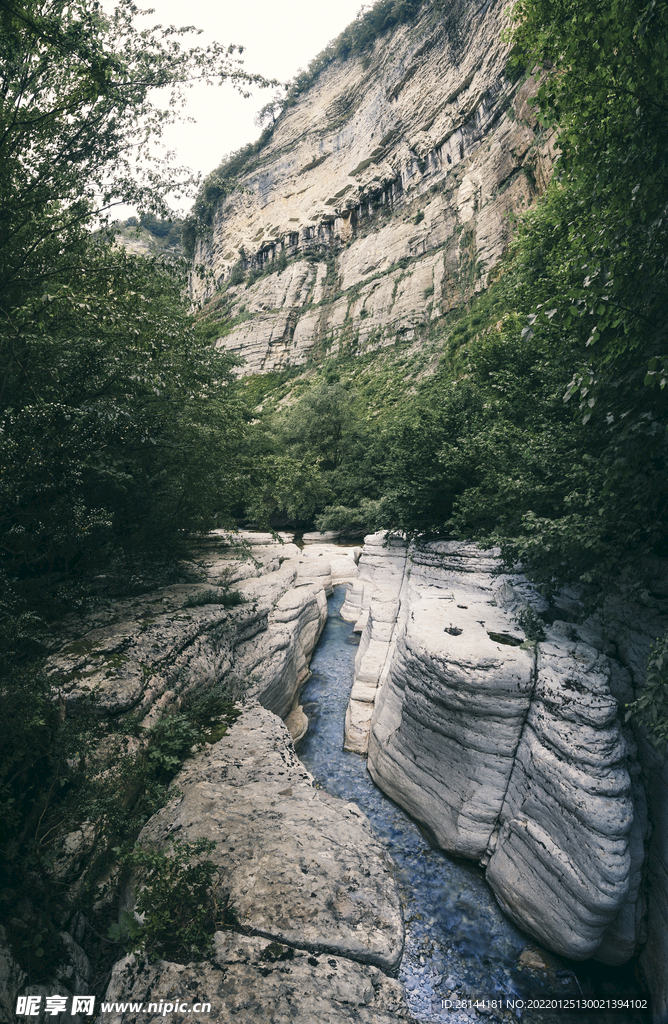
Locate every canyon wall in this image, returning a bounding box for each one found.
[191,0,554,375]
[341,534,668,1018]
[44,532,358,729]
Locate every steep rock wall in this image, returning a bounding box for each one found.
[340,535,651,974]
[192,0,554,375]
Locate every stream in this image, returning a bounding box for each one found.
[297,586,649,1024]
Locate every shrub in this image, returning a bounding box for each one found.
[515,607,547,644]
[626,633,668,751]
[111,838,225,963]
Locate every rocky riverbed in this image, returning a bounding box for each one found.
[299,587,650,1024]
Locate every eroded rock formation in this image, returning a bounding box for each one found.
[105,932,413,1024]
[342,534,652,970]
[45,532,358,735]
[5,533,412,1023]
[191,0,554,375]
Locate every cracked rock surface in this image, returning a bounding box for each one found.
[44,532,357,731]
[130,705,405,973]
[104,932,416,1024]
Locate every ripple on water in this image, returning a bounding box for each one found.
[297,587,649,1024]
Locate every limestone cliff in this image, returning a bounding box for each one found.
[190,0,554,375]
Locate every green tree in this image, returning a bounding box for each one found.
[1,247,247,577]
[508,0,668,413]
[0,0,267,301]
[0,0,270,594]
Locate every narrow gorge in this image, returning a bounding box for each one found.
[2,0,666,1022]
[179,4,668,1016]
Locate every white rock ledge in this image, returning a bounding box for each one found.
[342,533,648,967]
[44,531,359,742]
[104,931,414,1024]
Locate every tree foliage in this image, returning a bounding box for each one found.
[510,0,668,402]
[2,248,247,577]
[0,0,268,609]
[0,0,268,296]
[0,1,262,980]
[625,633,668,750]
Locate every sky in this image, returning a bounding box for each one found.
[121,0,364,218]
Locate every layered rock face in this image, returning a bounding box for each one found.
[192,0,554,374]
[341,534,649,970]
[45,531,358,736]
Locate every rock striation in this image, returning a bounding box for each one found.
[341,532,408,754]
[341,534,649,969]
[191,0,555,375]
[45,532,357,737]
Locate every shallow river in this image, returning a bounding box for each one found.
[297,587,648,1024]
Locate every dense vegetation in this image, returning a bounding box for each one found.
[0,0,264,990]
[0,0,268,642]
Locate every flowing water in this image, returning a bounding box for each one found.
[297,587,649,1024]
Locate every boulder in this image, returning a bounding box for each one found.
[368,598,535,858]
[131,705,405,973]
[486,638,635,959]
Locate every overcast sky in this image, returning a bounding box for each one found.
[123,0,364,218]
